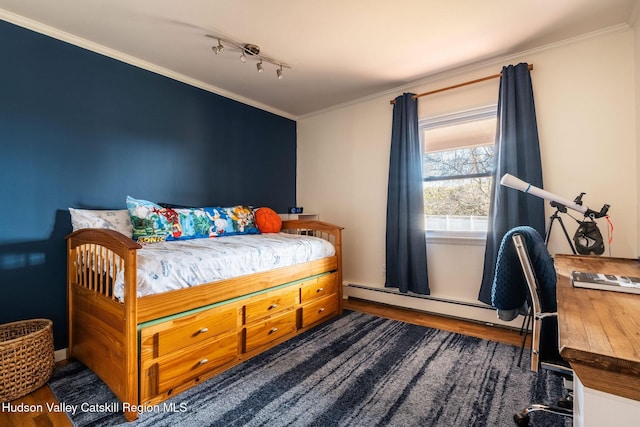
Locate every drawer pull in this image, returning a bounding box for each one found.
[318,308,326,313]
[269,327,279,334]
[199,327,209,334]
[268,304,278,310]
[316,287,324,293]
[199,358,209,365]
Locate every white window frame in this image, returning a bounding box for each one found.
[420,105,497,244]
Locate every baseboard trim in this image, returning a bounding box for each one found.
[54,348,67,363]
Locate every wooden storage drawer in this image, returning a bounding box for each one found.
[244,288,297,324]
[244,310,296,353]
[142,305,237,358]
[156,333,238,394]
[300,294,339,328]
[300,273,338,303]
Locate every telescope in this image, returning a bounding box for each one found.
[500,174,609,219]
[500,173,610,255]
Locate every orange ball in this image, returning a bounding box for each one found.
[255,207,282,233]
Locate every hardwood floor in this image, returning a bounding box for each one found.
[0,384,73,427]
[344,298,529,347]
[0,298,529,427]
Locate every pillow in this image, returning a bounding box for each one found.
[254,207,282,233]
[127,196,211,243]
[126,196,260,243]
[68,208,133,238]
[203,205,260,237]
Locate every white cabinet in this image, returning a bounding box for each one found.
[573,375,640,427]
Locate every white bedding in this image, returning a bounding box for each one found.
[113,233,335,300]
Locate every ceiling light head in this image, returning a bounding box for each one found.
[276,66,284,79]
[212,38,224,54]
[257,60,264,73]
[240,52,247,63]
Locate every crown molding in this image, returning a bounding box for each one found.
[0,9,296,121]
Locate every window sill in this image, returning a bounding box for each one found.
[426,231,487,246]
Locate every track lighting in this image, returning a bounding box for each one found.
[212,38,224,54]
[205,34,290,79]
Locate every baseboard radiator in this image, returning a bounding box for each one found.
[344,283,523,329]
[347,283,492,308]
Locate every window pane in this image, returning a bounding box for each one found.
[424,145,493,179]
[420,106,496,235]
[424,177,491,233]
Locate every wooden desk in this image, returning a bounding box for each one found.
[555,254,640,402]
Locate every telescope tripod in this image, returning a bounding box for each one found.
[545,203,577,255]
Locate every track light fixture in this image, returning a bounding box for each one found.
[212,38,224,54]
[205,34,290,79]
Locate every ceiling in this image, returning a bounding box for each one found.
[0,0,638,118]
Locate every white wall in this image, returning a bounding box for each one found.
[298,27,637,324]
[636,11,640,259]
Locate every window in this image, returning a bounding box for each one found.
[420,106,497,237]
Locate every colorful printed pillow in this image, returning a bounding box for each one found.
[126,196,209,243]
[69,208,133,238]
[126,196,260,243]
[203,205,260,237]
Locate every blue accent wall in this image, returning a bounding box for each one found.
[0,20,297,349]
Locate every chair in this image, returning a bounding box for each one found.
[491,226,573,426]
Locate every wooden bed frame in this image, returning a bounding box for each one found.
[66,220,343,421]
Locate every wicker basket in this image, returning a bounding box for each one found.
[0,319,55,402]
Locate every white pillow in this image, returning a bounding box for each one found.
[69,208,133,238]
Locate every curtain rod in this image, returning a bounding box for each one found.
[389,64,534,104]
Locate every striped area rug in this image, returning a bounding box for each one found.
[49,311,566,426]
